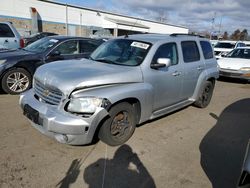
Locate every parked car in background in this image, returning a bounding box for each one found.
[0,36,105,94]
[0,22,24,50]
[214,40,246,59]
[20,34,219,146]
[210,40,218,47]
[24,32,58,46]
[217,47,250,81]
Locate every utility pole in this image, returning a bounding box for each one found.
[65,4,68,36]
[80,12,82,36]
[210,12,216,40]
[219,16,223,37]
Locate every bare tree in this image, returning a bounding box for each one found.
[222,31,228,40]
[230,29,241,40]
[239,29,248,40]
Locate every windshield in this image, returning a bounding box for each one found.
[214,42,235,49]
[90,39,151,66]
[226,48,250,59]
[24,37,59,53]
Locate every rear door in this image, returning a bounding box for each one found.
[0,23,19,49]
[180,40,204,99]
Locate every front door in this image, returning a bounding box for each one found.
[145,42,184,111]
[46,40,83,63]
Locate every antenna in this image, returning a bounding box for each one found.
[125,18,139,38]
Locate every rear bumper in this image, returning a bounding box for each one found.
[19,89,109,145]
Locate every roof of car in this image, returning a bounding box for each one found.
[119,33,207,44]
[236,46,250,49]
[46,35,92,41]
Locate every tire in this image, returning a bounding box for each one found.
[1,68,32,95]
[98,102,136,146]
[194,81,214,108]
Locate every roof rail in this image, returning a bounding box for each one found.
[170,33,205,38]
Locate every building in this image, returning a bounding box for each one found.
[0,0,188,37]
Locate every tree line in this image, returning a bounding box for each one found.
[221,29,248,40]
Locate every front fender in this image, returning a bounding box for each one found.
[71,83,154,123]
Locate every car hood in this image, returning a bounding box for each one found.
[34,59,143,95]
[218,58,250,70]
[0,49,34,59]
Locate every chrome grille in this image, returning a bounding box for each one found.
[34,79,62,105]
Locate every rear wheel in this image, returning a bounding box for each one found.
[98,102,136,146]
[1,68,31,95]
[194,81,214,108]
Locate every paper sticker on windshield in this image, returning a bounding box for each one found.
[131,42,149,49]
[49,39,59,43]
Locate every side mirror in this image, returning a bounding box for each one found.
[151,58,171,69]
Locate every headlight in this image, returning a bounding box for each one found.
[240,67,250,71]
[67,97,103,114]
[0,59,6,65]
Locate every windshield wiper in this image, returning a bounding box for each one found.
[94,58,114,64]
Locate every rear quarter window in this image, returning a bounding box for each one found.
[0,23,15,38]
[181,41,200,63]
[200,41,214,59]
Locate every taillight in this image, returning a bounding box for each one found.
[20,38,25,48]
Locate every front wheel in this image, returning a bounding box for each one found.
[194,81,214,108]
[98,102,136,146]
[1,68,32,95]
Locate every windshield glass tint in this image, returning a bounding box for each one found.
[24,37,59,53]
[214,42,234,49]
[226,48,250,59]
[90,39,151,66]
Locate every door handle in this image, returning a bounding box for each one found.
[172,71,181,76]
[4,40,8,43]
[197,66,204,71]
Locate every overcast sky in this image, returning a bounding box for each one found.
[56,0,249,34]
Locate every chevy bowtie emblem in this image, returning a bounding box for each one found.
[43,90,50,97]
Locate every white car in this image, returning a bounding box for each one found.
[214,41,246,59]
[217,47,250,81]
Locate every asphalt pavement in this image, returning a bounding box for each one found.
[0,79,249,188]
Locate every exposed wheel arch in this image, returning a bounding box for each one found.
[92,98,141,145]
[108,98,141,125]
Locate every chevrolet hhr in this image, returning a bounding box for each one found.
[20,34,219,146]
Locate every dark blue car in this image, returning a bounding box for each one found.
[0,36,105,94]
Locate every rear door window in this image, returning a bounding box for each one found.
[0,23,15,37]
[200,41,214,59]
[80,40,101,53]
[181,41,200,63]
[55,40,79,55]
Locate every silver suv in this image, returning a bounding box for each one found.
[20,34,219,146]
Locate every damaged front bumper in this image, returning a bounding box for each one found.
[19,89,108,145]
